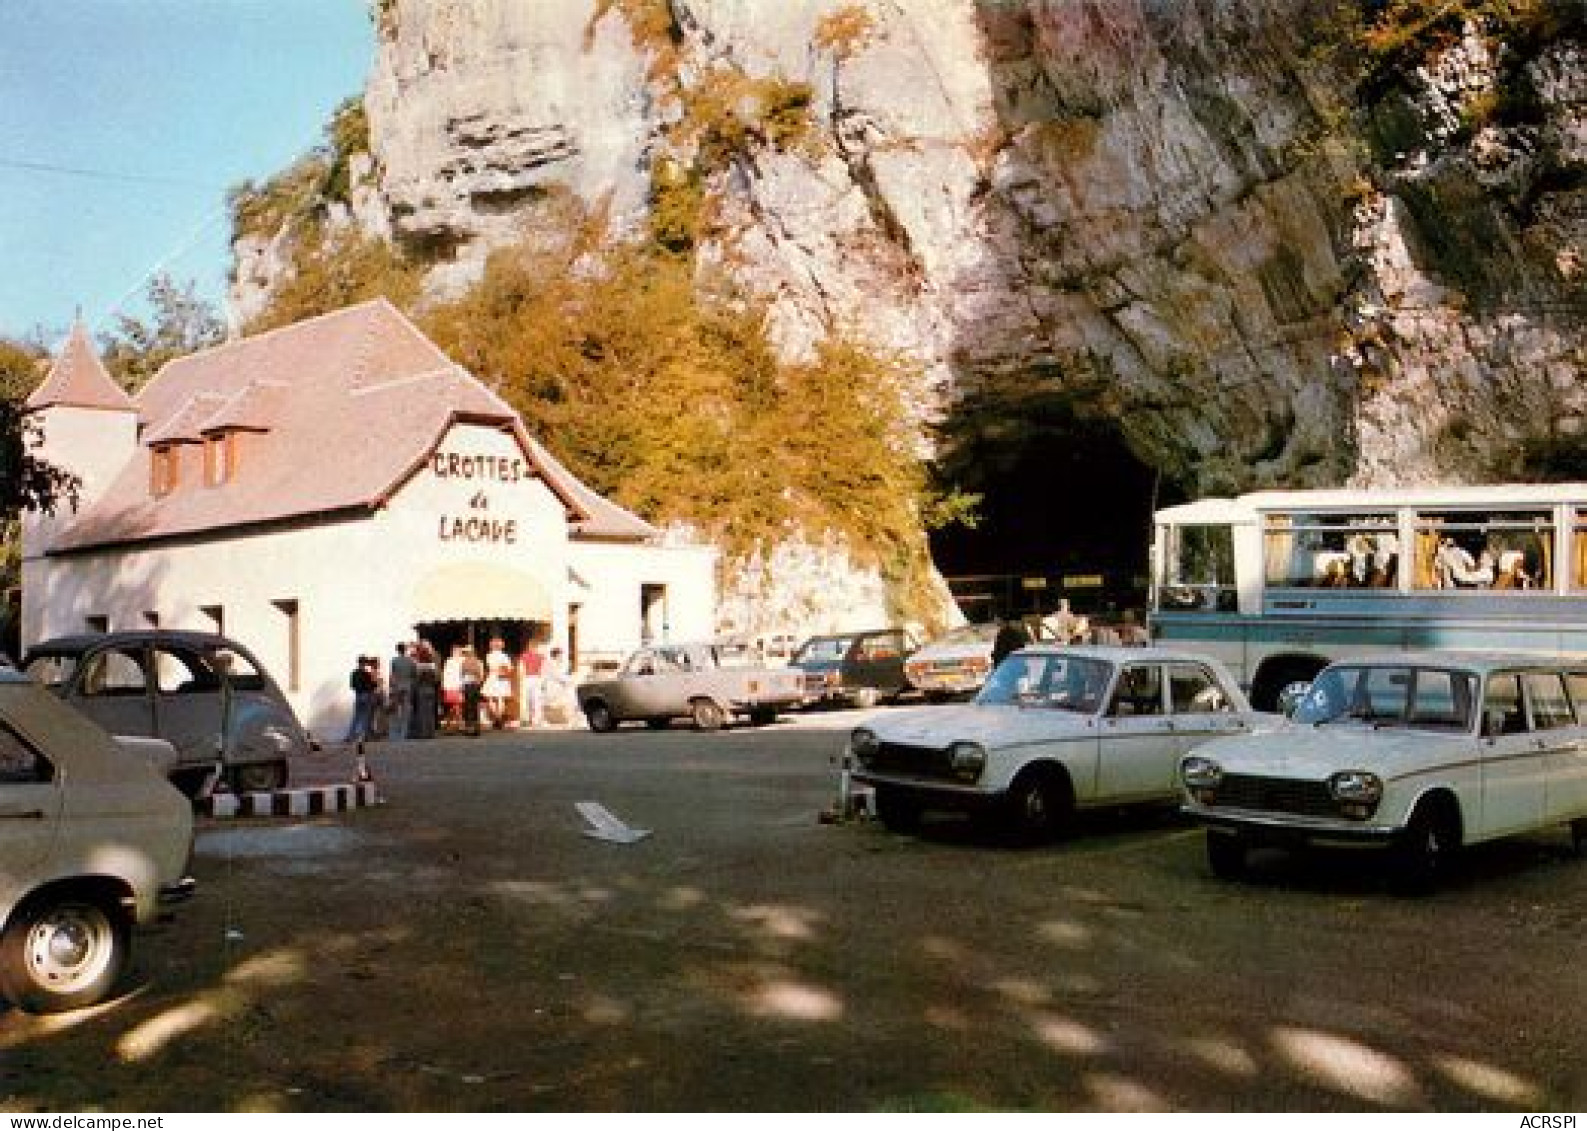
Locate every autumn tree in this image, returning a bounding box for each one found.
[99,274,226,391]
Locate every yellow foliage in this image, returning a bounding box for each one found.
[814,4,878,61]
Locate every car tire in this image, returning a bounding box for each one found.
[691,699,727,732]
[1206,831,1248,880]
[229,760,286,794]
[0,893,130,1014]
[1003,767,1071,844]
[584,701,618,733]
[874,786,922,834]
[1390,802,1460,895]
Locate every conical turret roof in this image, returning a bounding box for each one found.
[24,320,134,413]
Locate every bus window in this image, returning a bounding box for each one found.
[1158,524,1234,611]
[1263,512,1397,589]
[1412,510,1552,590]
[1572,511,1587,591]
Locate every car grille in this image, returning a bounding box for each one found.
[867,741,955,780]
[1215,774,1335,818]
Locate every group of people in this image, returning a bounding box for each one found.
[989,602,1151,668]
[345,637,573,743]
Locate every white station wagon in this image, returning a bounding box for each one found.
[849,645,1271,840]
[1181,652,1587,891]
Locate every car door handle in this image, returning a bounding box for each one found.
[0,808,45,819]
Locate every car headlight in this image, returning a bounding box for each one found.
[948,741,986,783]
[850,727,880,767]
[1180,755,1222,804]
[1328,770,1383,818]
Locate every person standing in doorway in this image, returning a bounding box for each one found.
[483,636,513,729]
[389,642,417,739]
[518,639,546,729]
[441,644,465,732]
[459,645,485,737]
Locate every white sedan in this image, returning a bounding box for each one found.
[1181,651,1587,892]
[849,645,1271,840]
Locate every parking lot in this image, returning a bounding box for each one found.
[3,713,1585,1112]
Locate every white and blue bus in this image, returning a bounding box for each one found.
[1149,483,1587,709]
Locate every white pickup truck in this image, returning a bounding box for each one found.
[576,642,806,732]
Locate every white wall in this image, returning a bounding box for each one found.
[566,539,718,673]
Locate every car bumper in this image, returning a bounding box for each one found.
[853,773,1003,813]
[1183,805,1404,847]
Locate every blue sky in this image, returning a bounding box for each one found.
[0,0,374,344]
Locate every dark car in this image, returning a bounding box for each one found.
[22,630,312,796]
[792,628,919,708]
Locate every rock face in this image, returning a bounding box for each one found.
[243,0,1587,625]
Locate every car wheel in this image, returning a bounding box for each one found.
[1003,767,1071,843]
[874,786,922,834]
[850,687,880,709]
[1206,831,1248,880]
[584,701,618,733]
[691,699,727,732]
[1390,802,1460,895]
[0,894,129,1014]
[229,760,286,794]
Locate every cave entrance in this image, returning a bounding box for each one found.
[927,390,1180,625]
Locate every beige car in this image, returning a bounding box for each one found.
[0,668,194,1013]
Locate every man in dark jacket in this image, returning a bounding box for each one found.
[990,618,1030,669]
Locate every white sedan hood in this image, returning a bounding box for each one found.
[865,703,1095,749]
[1193,722,1472,779]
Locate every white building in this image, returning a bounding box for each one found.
[21,299,716,734]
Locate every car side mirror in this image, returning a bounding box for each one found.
[1276,681,1311,718]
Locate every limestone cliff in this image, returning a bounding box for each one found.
[233,0,1587,626]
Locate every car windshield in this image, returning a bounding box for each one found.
[1292,664,1477,731]
[976,653,1113,714]
[796,637,852,664]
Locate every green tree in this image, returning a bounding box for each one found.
[99,274,226,391]
[0,340,79,520]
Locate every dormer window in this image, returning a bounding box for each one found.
[150,444,180,497]
[204,432,238,487]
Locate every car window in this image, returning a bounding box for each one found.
[1484,673,1528,734]
[81,648,147,697]
[1109,664,1163,716]
[855,635,902,662]
[1167,663,1230,714]
[1523,672,1575,731]
[151,648,216,694]
[211,646,265,691]
[0,723,53,784]
[1568,673,1587,722]
[1406,669,1476,731]
[23,653,80,690]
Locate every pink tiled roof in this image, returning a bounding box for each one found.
[24,321,135,413]
[50,299,656,551]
